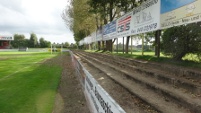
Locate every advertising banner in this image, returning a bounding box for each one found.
[161,0,201,29]
[79,39,84,46]
[103,20,117,40]
[91,32,96,43]
[96,28,103,41]
[0,36,13,40]
[130,0,160,35]
[117,12,132,37]
[84,36,91,44]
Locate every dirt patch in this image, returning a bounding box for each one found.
[73,51,201,113]
[82,57,159,113]
[52,53,90,113]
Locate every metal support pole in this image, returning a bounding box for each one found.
[131,36,133,54]
[116,38,118,53]
[142,34,144,56]
[155,30,161,58]
[123,37,124,54]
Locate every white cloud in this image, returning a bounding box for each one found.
[0,0,74,44]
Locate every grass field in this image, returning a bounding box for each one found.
[0,52,62,113]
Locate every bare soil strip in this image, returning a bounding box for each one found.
[52,53,90,113]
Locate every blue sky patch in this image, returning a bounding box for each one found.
[161,0,196,14]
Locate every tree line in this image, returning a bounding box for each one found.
[62,0,142,50]
[11,33,51,48]
[11,33,71,48]
[62,0,201,61]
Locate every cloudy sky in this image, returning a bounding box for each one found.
[0,0,75,44]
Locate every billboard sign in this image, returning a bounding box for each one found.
[161,0,201,29]
[103,20,117,40]
[0,36,13,40]
[131,0,160,35]
[96,28,103,41]
[117,12,132,37]
[91,32,96,43]
[79,39,84,46]
[84,36,91,44]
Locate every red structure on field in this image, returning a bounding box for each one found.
[0,36,13,49]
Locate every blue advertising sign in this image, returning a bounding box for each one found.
[96,27,103,41]
[103,20,117,40]
[103,20,116,35]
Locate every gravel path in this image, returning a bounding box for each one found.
[52,53,90,113]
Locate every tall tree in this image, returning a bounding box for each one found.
[62,0,96,43]
[64,42,70,48]
[29,33,38,48]
[88,0,108,50]
[162,22,201,60]
[39,37,50,48]
[62,0,144,51]
[11,34,26,48]
[39,37,45,48]
[88,0,142,52]
[118,0,142,54]
[88,0,121,51]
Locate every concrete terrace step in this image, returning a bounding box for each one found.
[81,51,201,95]
[89,52,201,85]
[77,52,201,113]
[75,52,191,113]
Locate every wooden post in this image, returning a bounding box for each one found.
[157,30,161,58]
[131,36,133,54]
[155,30,161,58]
[123,37,124,54]
[116,38,118,53]
[142,34,144,56]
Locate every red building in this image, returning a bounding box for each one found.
[0,36,13,49]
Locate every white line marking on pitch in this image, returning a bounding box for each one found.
[0,61,43,81]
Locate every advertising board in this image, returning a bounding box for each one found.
[130,0,160,35]
[161,0,201,29]
[91,32,96,43]
[96,28,103,41]
[103,20,117,40]
[0,36,13,40]
[116,12,132,37]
